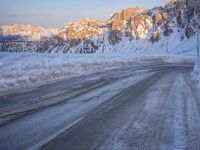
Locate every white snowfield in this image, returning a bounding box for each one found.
[0,52,195,96]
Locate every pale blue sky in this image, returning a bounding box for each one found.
[0,0,167,27]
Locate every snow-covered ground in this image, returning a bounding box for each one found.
[114,30,197,57]
[193,59,200,83]
[0,29,198,95]
[0,52,195,96]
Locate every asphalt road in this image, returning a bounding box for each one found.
[0,63,199,150]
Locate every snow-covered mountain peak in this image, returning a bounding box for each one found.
[59,17,106,40]
[1,24,58,41]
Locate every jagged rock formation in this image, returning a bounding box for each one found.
[1,25,58,40]
[59,17,106,40]
[1,0,200,53]
[108,7,153,41]
[177,0,200,9]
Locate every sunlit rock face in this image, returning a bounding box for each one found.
[109,8,149,31]
[108,8,153,40]
[59,17,107,40]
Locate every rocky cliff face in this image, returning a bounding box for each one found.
[1,0,200,53]
[59,17,106,40]
[107,7,153,42]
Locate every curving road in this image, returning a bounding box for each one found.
[0,63,200,150]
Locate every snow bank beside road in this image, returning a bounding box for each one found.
[0,52,194,95]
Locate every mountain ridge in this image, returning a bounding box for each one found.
[0,0,200,54]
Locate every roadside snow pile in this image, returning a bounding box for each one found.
[0,52,194,95]
[193,59,200,82]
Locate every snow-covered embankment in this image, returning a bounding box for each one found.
[0,52,194,96]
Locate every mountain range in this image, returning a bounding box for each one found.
[0,0,200,54]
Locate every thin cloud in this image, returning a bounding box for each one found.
[0,12,84,20]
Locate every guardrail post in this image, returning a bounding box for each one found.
[197,32,199,58]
